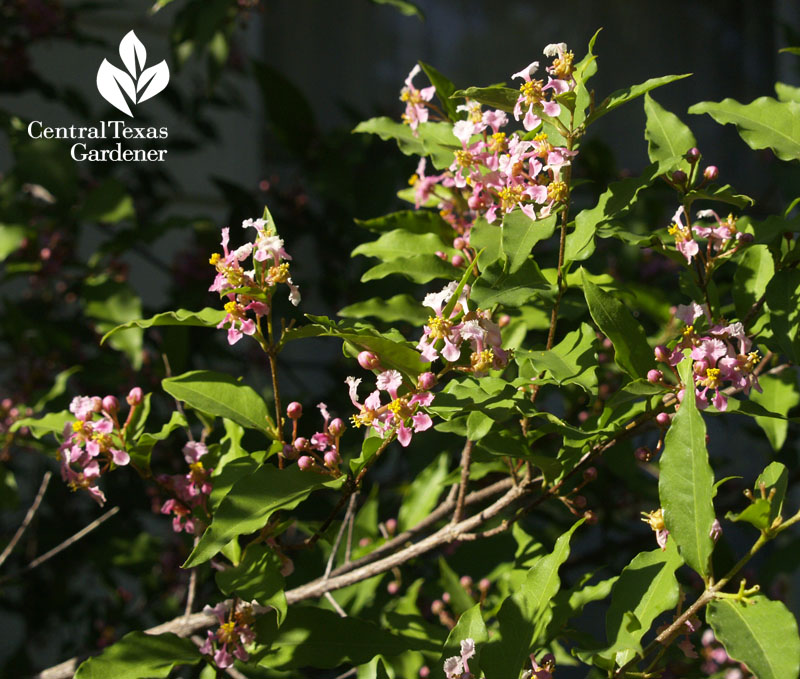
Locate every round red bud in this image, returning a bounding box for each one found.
[453,237,466,250]
[656,412,671,427]
[294,437,308,450]
[357,351,380,370]
[498,314,511,327]
[126,387,143,406]
[672,169,687,184]
[286,401,303,419]
[647,369,663,384]
[583,510,598,525]
[703,165,719,181]
[431,599,444,614]
[419,666,431,678]
[323,450,340,467]
[385,518,397,534]
[654,345,670,363]
[297,455,313,470]
[417,372,437,391]
[459,575,473,588]
[282,443,298,460]
[573,495,587,509]
[102,395,119,413]
[451,254,464,267]
[686,147,701,163]
[478,577,491,591]
[387,581,400,595]
[328,418,345,436]
[635,447,651,462]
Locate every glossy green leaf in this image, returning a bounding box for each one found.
[352,229,452,261]
[368,0,424,19]
[451,86,518,113]
[439,604,488,677]
[586,73,691,125]
[101,308,226,344]
[255,606,436,669]
[216,544,286,624]
[684,184,754,209]
[353,117,457,169]
[643,93,696,169]
[776,81,800,102]
[501,212,557,274]
[689,97,800,161]
[733,245,774,319]
[162,370,273,435]
[520,322,597,392]
[419,61,458,120]
[708,595,800,679]
[439,558,476,617]
[32,366,81,411]
[472,259,549,308]
[397,452,448,530]
[750,372,799,451]
[339,294,428,325]
[658,359,716,578]
[186,464,343,567]
[482,519,583,677]
[756,461,789,524]
[581,270,652,379]
[601,540,683,667]
[10,410,71,440]
[74,632,201,679]
[361,254,459,284]
[765,268,800,362]
[469,217,502,267]
[129,411,188,470]
[726,498,772,530]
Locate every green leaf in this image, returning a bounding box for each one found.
[339,294,428,325]
[282,315,428,377]
[600,541,683,667]
[658,359,716,579]
[776,81,800,102]
[439,604,488,677]
[750,372,799,451]
[0,224,27,261]
[74,632,201,679]
[186,465,342,566]
[520,322,597,392]
[467,410,494,439]
[353,118,457,170]
[566,163,662,262]
[689,97,800,161]
[162,370,274,436]
[419,61,458,120]
[129,412,188,470]
[439,557,476,616]
[586,74,692,126]
[354,210,452,238]
[708,595,800,679]
[83,279,143,369]
[726,498,772,530]
[733,245,775,319]
[756,461,789,524]
[765,268,800,362]
[397,452,448,530]
[10,410,71,440]
[643,93,697,170]
[216,544,287,624]
[101,308,226,344]
[482,519,584,678]
[361,254,459,284]
[255,607,436,669]
[469,217,502,267]
[502,212,557,274]
[684,184,754,209]
[451,86,518,113]
[368,0,424,19]
[352,229,452,261]
[471,259,549,308]
[33,366,81,411]
[581,270,653,379]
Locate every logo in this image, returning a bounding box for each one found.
[97,31,169,117]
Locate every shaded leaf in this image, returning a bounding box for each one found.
[102,308,226,344]
[643,93,696,170]
[216,544,287,624]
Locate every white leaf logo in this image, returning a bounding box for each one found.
[96,30,169,117]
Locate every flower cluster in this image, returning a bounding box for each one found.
[158,441,213,534]
[417,281,510,376]
[653,302,761,411]
[57,388,141,505]
[667,206,751,265]
[403,43,577,245]
[200,601,256,669]
[209,216,300,345]
[285,401,346,473]
[346,368,434,448]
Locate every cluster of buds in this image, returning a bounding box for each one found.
[199,601,256,669]
[521,653,556,679]
[666,205,751,266]
[444,639,477,679]
[404,43,577,243]
[417,282,510,376]
[653,302,761,411]
[431,576,491,628]
[57,389,141,505]
[346,367,434,448]
[286,402,346,473]
[158,441,213,534]
[664,146,719,195]
[699,628,750,678]
[209,216,300,345]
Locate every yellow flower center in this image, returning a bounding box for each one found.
[72,420,83,432]
[552,51,575,80]
[427,316,453,340]
[471,349,494,373]
[387,397,411,421]
[489,132,507,153]
[209,252,221,266]
[217,621,237,644]
[224,301,238,314]
[519,79,543,106]
[642,508,665,532]
[498,185,524,211]
[547,180,568,203]
[455,149,475,168]
[269,262,290,284]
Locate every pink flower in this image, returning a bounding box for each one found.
[400,65,435,133]
[511,61,544,131]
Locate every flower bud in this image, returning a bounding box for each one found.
[686,147,701,163]
[441,592,450,603]
[357,351,381,370]
[431,599,444,614]
[385,518,397,534]
[328,418,345,437]
[654,345,670,363]
[583,467,597,481]
[672,169,687,185]
[282,443,298,460]
[453,237,466,250]
[693,359,709,375]
[417,372,437,391]
[703,165,719,181]
[419,666,431,678]
[459,575,473,588]
[102,395,118,414]
[498,314,511,328]
[126,387,143,406]
[359,537,371,547]
[294,437,308,450]
[387,581,400,595]
[709,518,722,542]
[656,412,671,427]
[323,450,340,467]
[478,577,491,591]
[635,446,651,462]
[573,495,587,509]
[451,254,464,267]
[467,194,482,210]
[435,250,447,260]
[286,402,303,419]
[739,232,754,243]
[647,369,663,384]
[297,455,313,471]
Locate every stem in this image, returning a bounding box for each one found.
[0,471,51,569]
[452,440,473,524]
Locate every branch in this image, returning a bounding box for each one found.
[451,440,472,524]
[0,470,52,569]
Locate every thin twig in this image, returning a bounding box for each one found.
[324,493,358,580]
[0,506,119,585]
[452,440,472,524]
[0,471,51,569]
[184,536,200,617]
[344,500,356,565]
[325,591,348,617]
